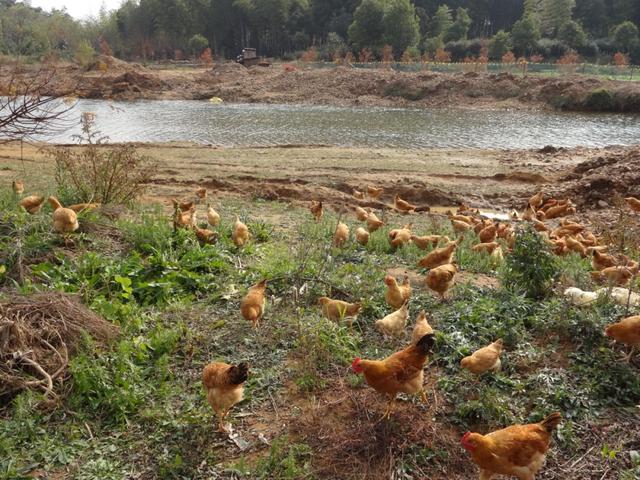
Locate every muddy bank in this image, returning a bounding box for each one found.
[4,57,640,112]
[2,141,637,216]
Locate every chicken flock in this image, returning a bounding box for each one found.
[12,178,640,479]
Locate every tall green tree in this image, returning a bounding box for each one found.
[488,30,512,59]
[512,14,540,54]
[347,0,385,51]
[382,0,420,55]
[558,20,587,48]
[612,21,639,52]
[445,7,471,42]
[430,4,453,38]
[539,0,575,37]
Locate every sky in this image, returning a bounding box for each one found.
[27,0,124,20]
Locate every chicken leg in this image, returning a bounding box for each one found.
[420,390,428,404]
[623,345,637,363]
[217,408,231,433]
[380,395,397,420]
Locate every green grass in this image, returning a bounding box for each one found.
[1,188,639,479]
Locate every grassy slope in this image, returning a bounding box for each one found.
[1,189,640,480]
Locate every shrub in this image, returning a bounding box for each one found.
[613,52,629,67]
[584,88,617,111]
[358,48,373,63]
[381,44,394,62]
[51,113,153,205]
[300,46,318,62]
[434,47,451,62]
[74,40,95,68]
[500,225,559,299]
[501,51,516,63]
[200,47,213,64]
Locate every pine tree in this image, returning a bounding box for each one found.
[539,0,575,37]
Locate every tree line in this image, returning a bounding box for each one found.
[1,0,640,63]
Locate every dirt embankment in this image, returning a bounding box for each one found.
[4,56,640,112]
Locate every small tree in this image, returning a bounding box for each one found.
[301,46,318,62]
[557,50,580,74]
[489,30,512,60]
[74,40,95,68]
[344,51,355,64]
[381,44,394,62]
[431,5,453,38]
[502,51,516,63]
[500,225,559,299]
[382,0,420,54]
[445,7,471,42]
[188,33,209,57]
[347,0,385,52]
[99,37,113,56]
[613,52,629,69]
[359,48,373,63]
[200,47,213,64]
[434,47,451,62]
[530,54,544,63]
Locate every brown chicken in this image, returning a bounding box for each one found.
[591,249,617,271]
[172,199,195,212]
[193,226,217,244]
[418,238,461,269]
[591,266,634,286]
[48,196,79,234]
[389,225,412,249]
[447,211,474,224]
[19,195,45,214]
[452,219,473,234]
[232,216,250,247]
[351,333,435,418]
[565,236,587,257]
[196,187,207,201]
[605,315,640,361]
[12,180,24,195]
[353,189,365,199]
[528,192,544,209]
[394,194,416,213]
[367,186,383,199]
[411,310,434,345]
[472,242,500,254]
[318,297,362,324]
[68,202,100,213]
[202,362,249,433]
[384,274,412,309]
[240,279,267,328]
[355,227,370,245]
[334,222,349,247]
[207,205,221,226]
[309,200,323,222]
[625,196,640,213]
[461,412,562,480]
[411,234,450,250]
[375,302,409,337]
[355,206,369,221]
[174,205,196,230]
[366,211,384,232]
[425,263,457,299]
[478,223,497,243]
[461,339,503,375]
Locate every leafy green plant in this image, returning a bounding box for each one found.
[500,225,559,299]
[255,437,314,479]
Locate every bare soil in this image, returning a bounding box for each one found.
[2,142,638,220]
[3,57,640,111]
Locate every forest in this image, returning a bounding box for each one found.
[1,0,640,63]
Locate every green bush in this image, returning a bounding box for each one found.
[583,88,617,111]
[500,225,559,299]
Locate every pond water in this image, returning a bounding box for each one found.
[51,100,640,149]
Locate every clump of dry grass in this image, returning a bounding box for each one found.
[0,292,119,400]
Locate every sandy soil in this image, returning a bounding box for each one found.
[2,142,638,218]
[3,56,640,111]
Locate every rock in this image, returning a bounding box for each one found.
[538,145,559,154]
[597,200,609,208]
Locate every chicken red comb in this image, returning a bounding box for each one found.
[351,357,361,367]
[461,432,471,444]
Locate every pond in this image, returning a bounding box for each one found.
[52,100,640,149]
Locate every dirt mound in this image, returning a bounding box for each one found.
[551,147,640,208]
[0,292,119,400]
[291,385,469,480]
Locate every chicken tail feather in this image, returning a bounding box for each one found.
[540,412,562,433]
